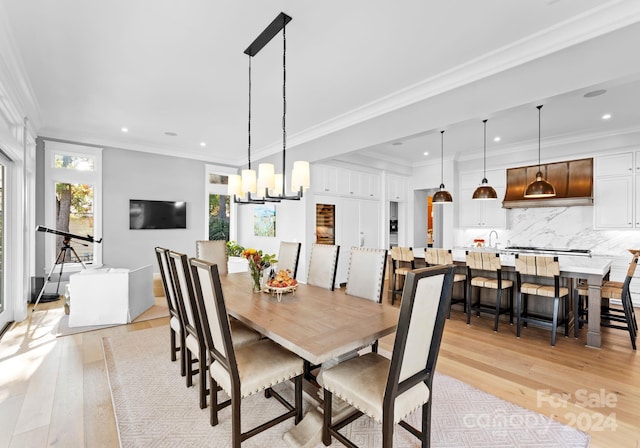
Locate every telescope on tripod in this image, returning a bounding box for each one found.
[32,225,102,312]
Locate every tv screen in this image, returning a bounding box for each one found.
[129,199,187,229]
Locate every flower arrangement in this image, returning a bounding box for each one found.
[242,248,277,292]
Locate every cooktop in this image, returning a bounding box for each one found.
[504,246,591,256]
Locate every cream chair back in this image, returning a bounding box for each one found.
[307,244,340,290]
[190,259,231,361]
[195,240,228,275]
[395,266,452,382]
[345,247,388,303]
[278,241,302,278]
[168,251,199,331]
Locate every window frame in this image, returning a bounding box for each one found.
[44,141,103,271]
[204,164,237,242]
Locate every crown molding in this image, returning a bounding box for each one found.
[254,0,640,157]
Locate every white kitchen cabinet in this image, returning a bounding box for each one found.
[387,175,408,202]
[458,169,506,229]
[312,164,340,195]
[594,151,639,229]
[458,186,506,228]
[360,172,381,199]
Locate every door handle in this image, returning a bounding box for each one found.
[359,232,365,247]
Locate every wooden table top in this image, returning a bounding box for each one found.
[220,273,399,365]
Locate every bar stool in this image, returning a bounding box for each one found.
[466,251,513,331]
[425,248,467,318]
[389,247,414,305]
[574,251,638,350]
[515,255,569,346]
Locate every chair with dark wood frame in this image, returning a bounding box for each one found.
[515,255,569,346]
[465,250,514,332]
[278,241,302,278]
[190,259,304,447]
[345,247,388,304]
[322,265,455,448]
[424,248,467,318]
[154,247,186,376]
[168,250,209,408]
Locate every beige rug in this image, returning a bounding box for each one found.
[56,298,169,337]
[103,326,590,448]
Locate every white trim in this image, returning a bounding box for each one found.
[204,164,237,242]
[43,141,103,272]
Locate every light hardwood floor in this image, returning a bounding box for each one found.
[1,295,638,448]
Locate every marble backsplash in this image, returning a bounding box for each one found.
[455,206,640,258]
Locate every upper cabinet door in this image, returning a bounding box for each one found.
[594,176,633,228]
[387,175,408,202]
[596,152,633,177]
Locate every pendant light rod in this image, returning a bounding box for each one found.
[433,129,453,203]
[537,104,542,170]
[482,119,487,179]
[234,54,265,204]
[265,14,303,200]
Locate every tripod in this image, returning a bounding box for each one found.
[32,235,88,312]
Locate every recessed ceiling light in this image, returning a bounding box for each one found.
[392,141,403,146]
[493,136,501,142]
[200,142,206,147]
[601,113,612,120]
[164,131,178,136]
[584,89,607,98]
[423,151,429,156]
[121,127,128,133]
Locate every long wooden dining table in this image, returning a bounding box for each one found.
[219,272,400,365]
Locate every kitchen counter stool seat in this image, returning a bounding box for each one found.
[515,255,569,347]
[465,251,513,332]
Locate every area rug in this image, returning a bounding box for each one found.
[56,299,168,337]
[103,326,590,448]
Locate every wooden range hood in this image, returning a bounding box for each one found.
[502,158,593,208]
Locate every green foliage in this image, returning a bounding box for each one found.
[226,240,245,257]
[208,216,229,241]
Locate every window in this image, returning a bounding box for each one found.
[44,142,102,269]
[205,165,236,242]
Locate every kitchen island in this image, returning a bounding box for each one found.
[413,247,612,348]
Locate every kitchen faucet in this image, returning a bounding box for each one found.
[489,230,499,248]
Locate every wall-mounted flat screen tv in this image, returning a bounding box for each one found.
[129,199,187,229]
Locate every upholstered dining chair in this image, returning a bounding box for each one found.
[574,251,638,350]
[154,247,186,376]
[465,250,513,332]
[515,255,569,346]
[168,251,261,409]
[424,248,467,318]
[322,265,455,448]
[278,241,302,278]
[196,240,228,275]
[389,247,415,305]
[190,259,304,447]
[346,247,388,303]
[307,244,340,290]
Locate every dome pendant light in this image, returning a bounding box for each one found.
[524,105,556,198]
[432,130,453,203]
[472,119,497,200]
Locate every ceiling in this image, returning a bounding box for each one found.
[2,0,640,169]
